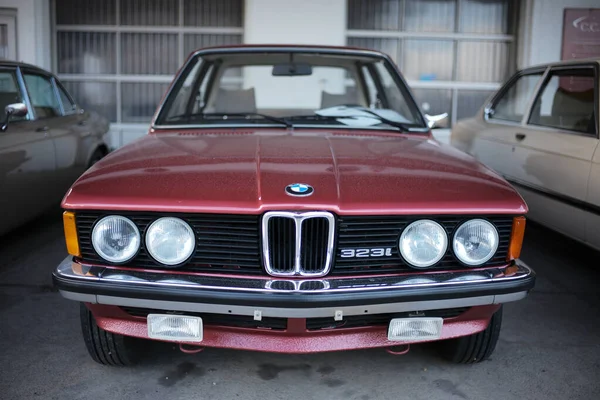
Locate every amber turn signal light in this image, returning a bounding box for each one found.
[507,216,526,261]
[63,211,81,257]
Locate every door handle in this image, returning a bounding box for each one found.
[36,126,49,132]
[515,133,526,141]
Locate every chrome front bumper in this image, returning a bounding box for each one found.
[53,256,535,319]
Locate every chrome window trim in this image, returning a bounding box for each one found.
[523,63,599,139]
[483,66,549,126]
[262,211,336,278]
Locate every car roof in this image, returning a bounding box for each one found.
[524,57,600,71]
[190,44,389,59]
[0,60,53,74]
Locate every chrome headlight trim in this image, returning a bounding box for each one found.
[453,218,499,266]
[91,215,140,263]
[399,219,448,268]
[145,217,196,266]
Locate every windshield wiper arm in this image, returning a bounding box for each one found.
[167,112,293,128]
[336,106,411,132]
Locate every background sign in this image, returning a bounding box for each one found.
[562,8,600,60]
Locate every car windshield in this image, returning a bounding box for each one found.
[155,51,427,130]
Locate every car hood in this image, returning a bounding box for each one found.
[63,129,527,215]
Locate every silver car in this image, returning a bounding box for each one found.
[451,58,599,250]
[0,61,109,235]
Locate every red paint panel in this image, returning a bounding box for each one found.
[63,130,526,215]
[88,304,499,354]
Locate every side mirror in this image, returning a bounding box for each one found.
[425,112,448,129]
[484,107,495,119]
[1,103,28,132]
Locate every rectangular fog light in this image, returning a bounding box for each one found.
[388,317,443,342]
[147,314,203,342]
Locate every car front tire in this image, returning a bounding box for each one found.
[80,303,142,366]
[439,306,503,364]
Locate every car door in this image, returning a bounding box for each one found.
[51,78,95,190]
[509,63,599,242]
[0,68,56,235]
[462,68,546,181]
[20,70,75,208]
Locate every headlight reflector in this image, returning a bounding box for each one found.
[91,216,140,263]
[399,220,448,268]
[453,219,499,266]
[145,217,195,266]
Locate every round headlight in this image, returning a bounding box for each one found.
[399,220,448,268]
[145,217,195,266]
[453,219,499,266]
[91,216,140,263]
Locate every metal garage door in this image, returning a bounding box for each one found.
[347,0,516,128]
[53,0,243,148]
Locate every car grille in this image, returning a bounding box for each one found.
[76,212,262,274]
[74,212,513,275]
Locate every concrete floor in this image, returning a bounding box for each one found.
[0,209,599,400]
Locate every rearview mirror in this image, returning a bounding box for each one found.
[425,113,448,129]
[1,103,28,132]
[272,62,312,76]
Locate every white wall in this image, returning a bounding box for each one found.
[1,0,51,68]
[244,0,346,46]
[522,0,600,67]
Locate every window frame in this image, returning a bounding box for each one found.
[20,68,64,120]
[53,78,79,116]
[485,66,548,126]
[523,63,599,139]
[0,66,33,122]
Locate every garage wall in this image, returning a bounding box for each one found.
[524,0,599,67]
[0,0,50,68]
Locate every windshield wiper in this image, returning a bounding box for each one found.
[166,112,293,128]
[288,107,415,132]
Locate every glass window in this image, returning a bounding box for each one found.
[460,0,510,34]
[404,0,456,33]
[121,82,170,123]
[491,72,543,123]
[403,40,453,81]
[158,52,425,129]
[0,71,26,120]
[23,73,61,119]
[457,41,509,82]
[412,88,452,128]
[56,83,77,114]
[528,68,596,135]
[121,33,178,75]
[457,90,494,120]
[62,81,117,122]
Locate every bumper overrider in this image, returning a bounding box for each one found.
[53,256,535,353]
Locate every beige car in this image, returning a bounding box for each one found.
[451,58,599,250]
[0,62,109,236]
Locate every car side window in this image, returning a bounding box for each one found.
[56,83,77,115]
[0,70,27,121]
[23,72,61,119]
[490,72,544,123]
[527,67,597,135]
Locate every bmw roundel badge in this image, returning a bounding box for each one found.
[285,183,314,197]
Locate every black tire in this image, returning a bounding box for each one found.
[87,148,106,168]
[439,306,503,364]
[80,303,142,366]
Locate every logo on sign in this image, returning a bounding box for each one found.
[573,16,599,32]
